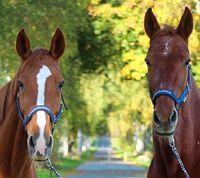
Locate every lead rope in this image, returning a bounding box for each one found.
[45,92,67,177]
[45,93,67,177]
[46,159,63,178]
[168,136,190,178]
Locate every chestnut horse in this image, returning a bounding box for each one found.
[0,28,65,178]
[145,7,200,178]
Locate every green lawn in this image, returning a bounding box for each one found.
[37,149,96,178]
[127,154,151,168]
[112,148,151,168]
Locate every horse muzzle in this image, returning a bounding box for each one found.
[153,108,178,136]
[26,111,54,162]
[27,134,53,161]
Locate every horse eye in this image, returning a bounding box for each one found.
[145,58,151,66]
[58,81,64,89]
[185,59,190,66]
[17,80,24,89]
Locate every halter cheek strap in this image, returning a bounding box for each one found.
[151,65,192,110]
[16,92,67,128]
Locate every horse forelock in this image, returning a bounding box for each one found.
[150,25,179,42]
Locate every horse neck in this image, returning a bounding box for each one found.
[0,75,36,178]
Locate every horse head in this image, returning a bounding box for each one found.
[16,28,65,161]
[144,7,193,136]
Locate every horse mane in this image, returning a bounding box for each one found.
[0,71,19,125]
[0,82,11,124]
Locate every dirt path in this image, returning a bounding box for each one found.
[65,137,147,178]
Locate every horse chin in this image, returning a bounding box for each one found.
[154,118,178,137]
[155,130,174,137]
[33,159,49,168]
[29,151,50,162]
[31,157,50,168]
[32,157,49,162]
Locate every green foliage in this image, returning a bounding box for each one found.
[95,119,109,135]
[1,0,200,156]
[0,0,91,152]
[81,0,200,150]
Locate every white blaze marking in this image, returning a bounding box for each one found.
[36,65,51,105]
[35,65,52,155]
[162,42,169,55]
[161,38,172,56]
[35,111,47,155]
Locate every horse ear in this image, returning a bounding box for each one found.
[16,29,32,60]
[50,28,65,60]
[144,8,160,38]
[176,7,193,39]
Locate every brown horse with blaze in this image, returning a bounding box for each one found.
[0,28,65,178]
[145,7,200,178]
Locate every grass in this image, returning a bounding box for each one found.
[110,138,152,169]
[36,149,96,178]
[112,148,152,168]
[127,153,151,168]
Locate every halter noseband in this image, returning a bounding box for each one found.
[16,92,67,128]
[151,65,192,110]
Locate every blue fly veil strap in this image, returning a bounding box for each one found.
[16,92,65,128]
[151,65,192,110]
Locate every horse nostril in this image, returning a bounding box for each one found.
[29,136,36,148]
[169,109,177,123]
[36,151,43,157]
[153,111,160,125]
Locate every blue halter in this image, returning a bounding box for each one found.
[151,65,192,110]
[16,92,67,128]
